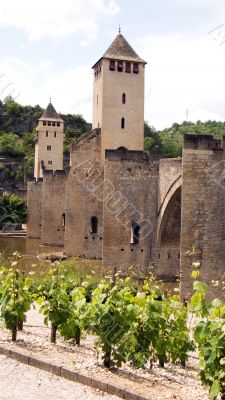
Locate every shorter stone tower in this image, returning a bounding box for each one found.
[34,102,64,179]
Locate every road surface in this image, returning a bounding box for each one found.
[0,355,118,400]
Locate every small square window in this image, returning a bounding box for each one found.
[57,122,60,127]
[109,60,115,71]
[54,132,56,137]
[43,121,46,126]
[118,61,123,72]
[48,160,52,165]
[52,121,55,126]
[47,145,51,150]
[125,62,131,73]
[133,63,139,74]
[48,121,51,126]
[46,131,48,137]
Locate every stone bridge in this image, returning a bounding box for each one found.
[154,158,182,280]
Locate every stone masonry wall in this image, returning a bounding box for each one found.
[180,134,225,300]
[93,58,145,161]
[103,149,158,276]
[41,171,66,247]
[154,186,181,279]
[154,158,182,279]
[158,158,182,211]
[27,180,43,239]
[65,131,103,259]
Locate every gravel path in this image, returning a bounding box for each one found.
[0,355,118,400]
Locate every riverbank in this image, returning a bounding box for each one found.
[0,230,26,237]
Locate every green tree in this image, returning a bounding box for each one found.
[144,122,162,154]
[161,138,181,158]
[0,133,25,158]
[0,192,27,223]
[64,128,83,155]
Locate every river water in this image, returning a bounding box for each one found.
[0,237,41,271]
[0,237,178,293]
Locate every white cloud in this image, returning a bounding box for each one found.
[0,57,31,102]
[2,23,225,131]
[0,0,119,42]
[139,33,225,128]
[0,56,93,120]
[45,65,93,118]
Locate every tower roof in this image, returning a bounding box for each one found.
[40,102,63,121]
[93,33,146,67]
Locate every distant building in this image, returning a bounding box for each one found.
[34,102,64,179]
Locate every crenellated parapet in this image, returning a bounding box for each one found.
[183,133,224,152]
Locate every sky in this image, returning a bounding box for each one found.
[1,0,225,129]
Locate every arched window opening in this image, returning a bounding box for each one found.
[62,213,65,227]
[91,216,98,234]
[121,118,125,129]
[122,93,126,104]
[117,146,128,151]
[131,223,140,245]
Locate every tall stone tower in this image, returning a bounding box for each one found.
[34,102,64,179]
[92,33,146,160]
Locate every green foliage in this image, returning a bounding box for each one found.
[0,253,32,341]
[91,277,139,367]
[119,288,193,369]
[0,133,25,158]
[190,281,225,399]
[59,283,91,345]
[1,253,225,400]
[38,263,73,343]
[144,122,163,154]
[0,192,27,223]
[0,100,90,176]
[161,138,181,158]
[64,128,83,155]
[144,120,225,158]
[90,276,192,369]
[4,98,22,117]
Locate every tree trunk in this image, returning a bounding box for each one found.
[112,267,117,288]
[180,354,186,367]
[104,349,111,368]
[158,354,165,368]
[18,319,23,331]
[75,327,81,346]
[12,328,17,342]
[50,324,57,344]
